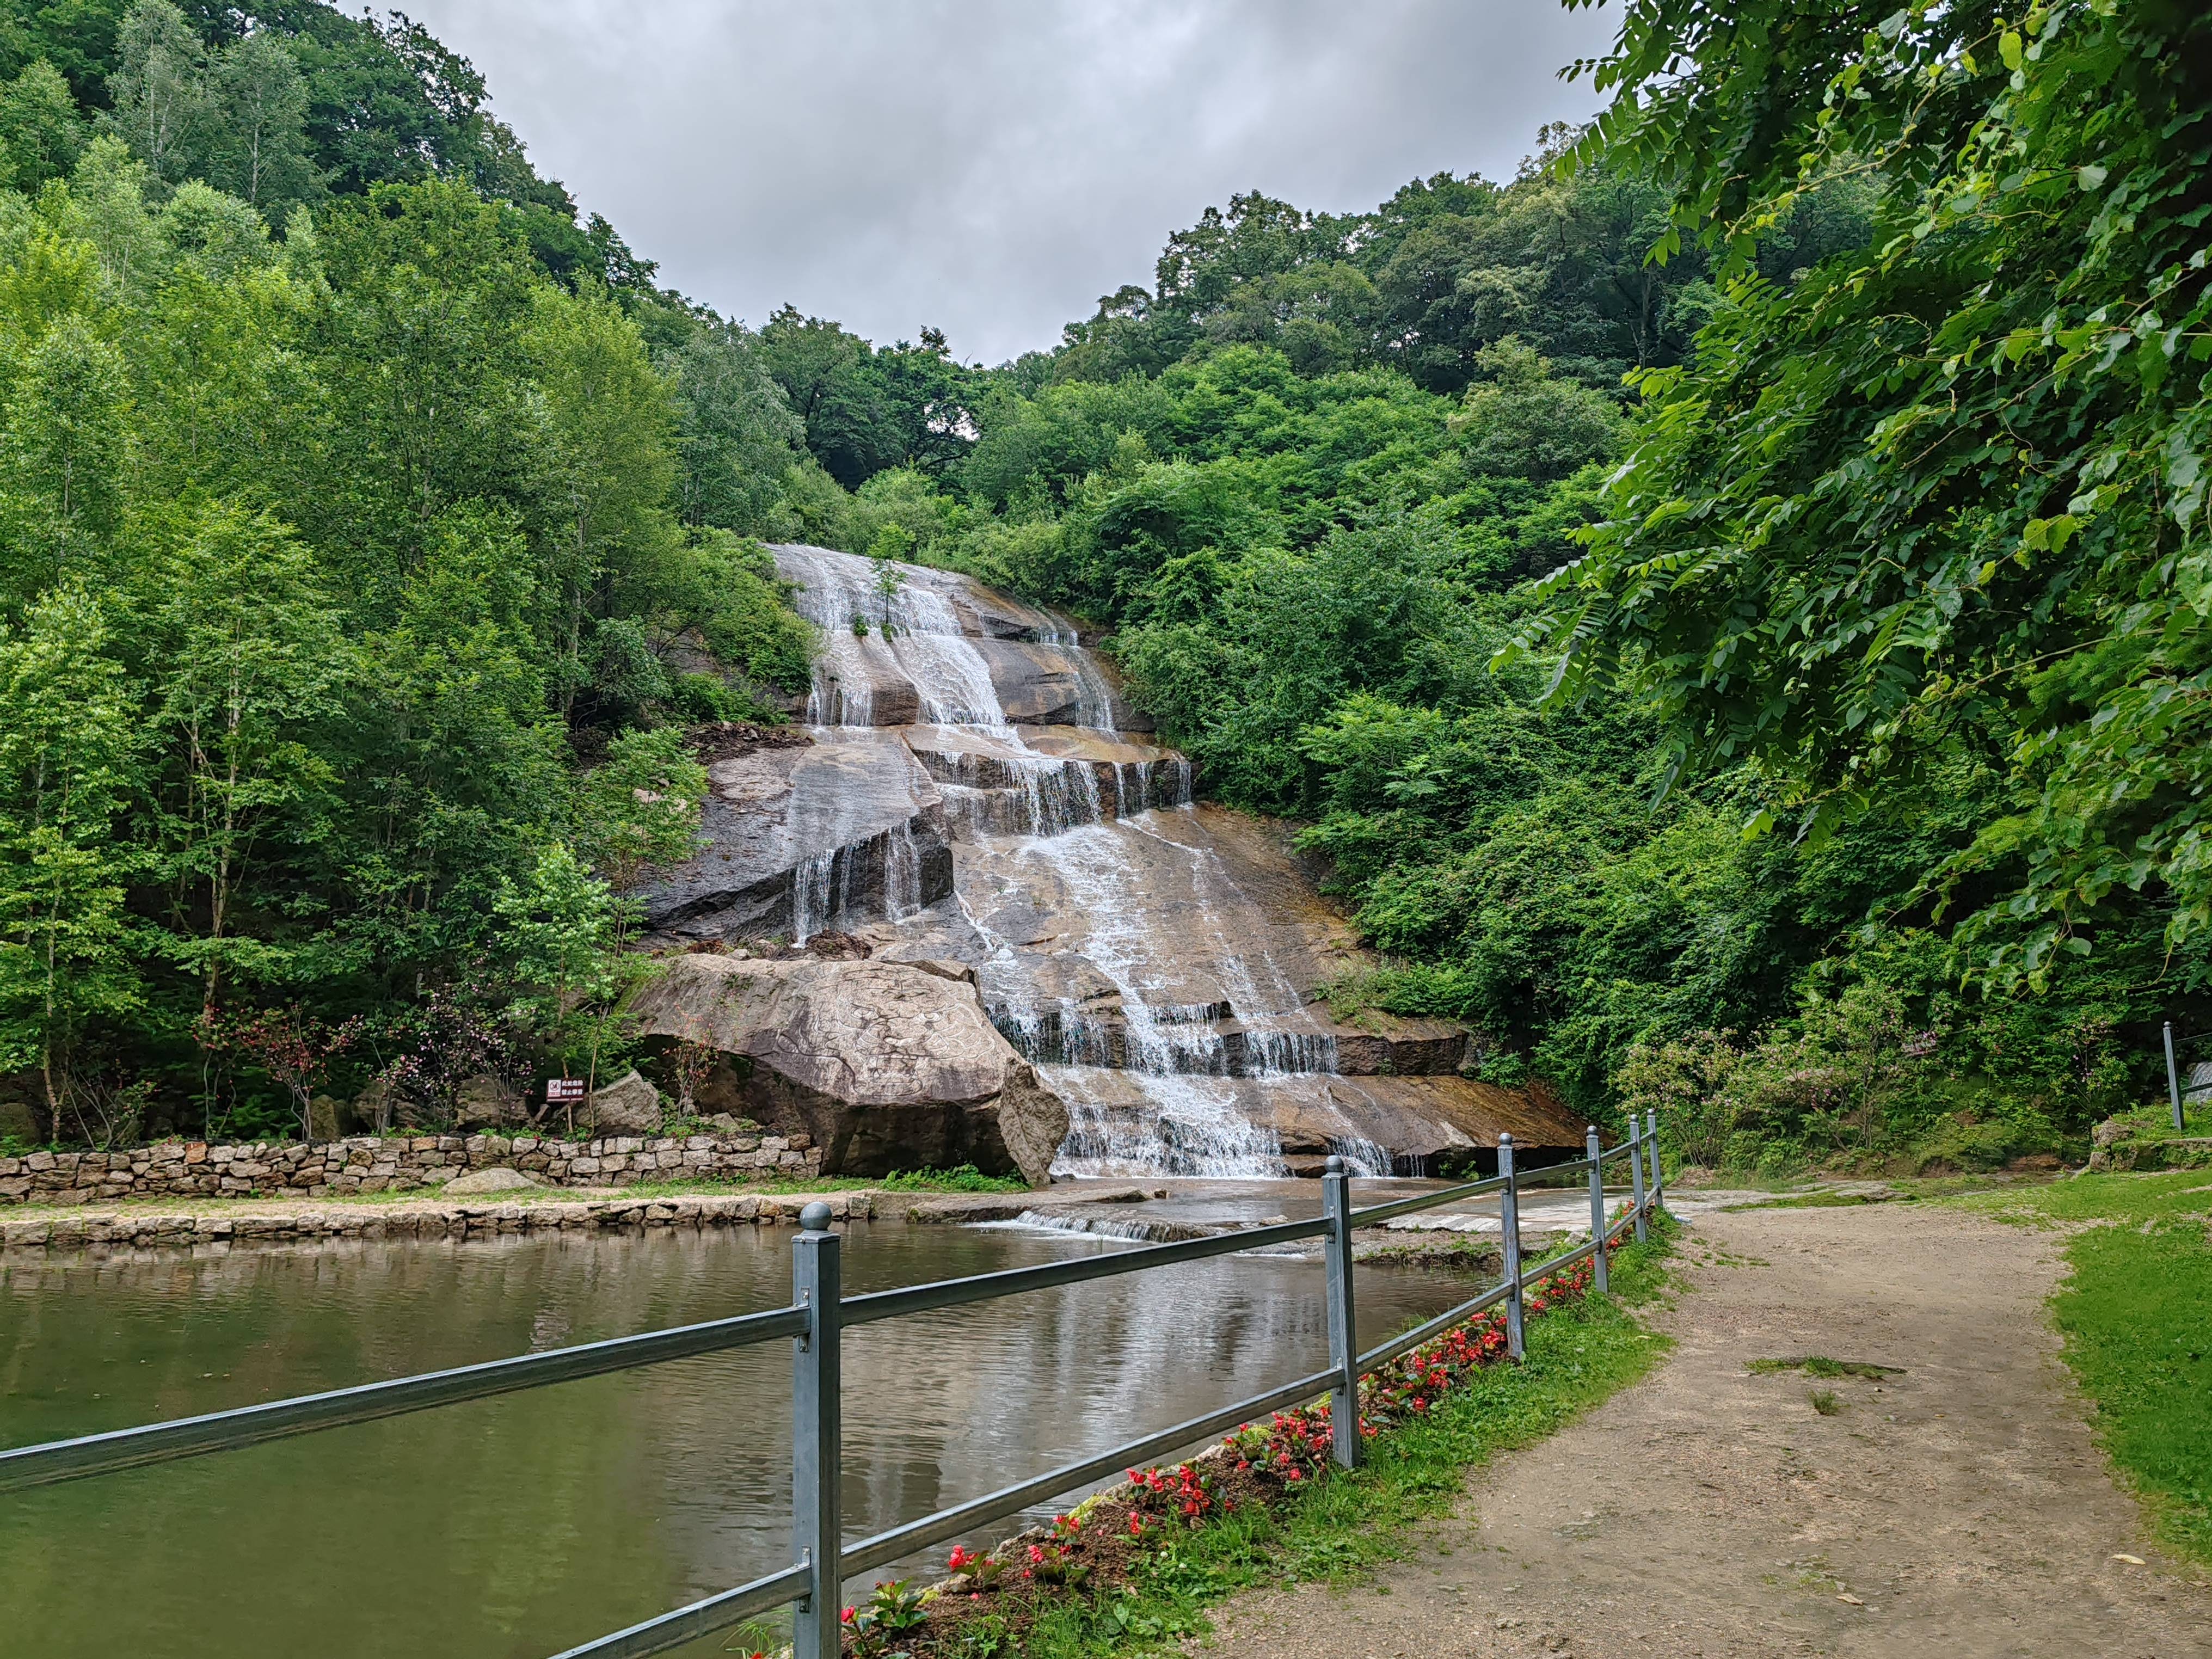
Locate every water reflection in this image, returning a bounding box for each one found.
[1,1221,1480,1659]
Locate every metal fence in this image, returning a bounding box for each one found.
[0,1114,1669,1659]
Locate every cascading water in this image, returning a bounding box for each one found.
[761,543,1455,1178]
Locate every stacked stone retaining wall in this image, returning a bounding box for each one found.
[0,1130,820,1208]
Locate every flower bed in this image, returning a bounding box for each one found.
[820,1254,1600,1659]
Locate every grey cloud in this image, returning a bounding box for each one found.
[402,0,1614,362]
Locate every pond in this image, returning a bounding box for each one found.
[0,1216,1486,1658]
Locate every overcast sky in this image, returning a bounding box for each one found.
[400,1,1615,365]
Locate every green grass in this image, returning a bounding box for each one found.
[1959,1171,2212,1566]
[1006,1228,1678,1657]
[1741,1189,1912,1209]
[877,1165,1029,1194]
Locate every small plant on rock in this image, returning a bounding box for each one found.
[841,1578,929,1656]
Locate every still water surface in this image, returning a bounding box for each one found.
[1,1219,1479,1659]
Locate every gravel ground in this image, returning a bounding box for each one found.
[1190,1202,2212,1658]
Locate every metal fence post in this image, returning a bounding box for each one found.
[1586,1125,1609,1295]
[1645,1108,1665,1214]
[2167,1021,2186,1133]
[1498,1133,1525,1361]
[1322,1154,1362,1469]
[791,1201,843,1659]
[1627,1113,1649,1245]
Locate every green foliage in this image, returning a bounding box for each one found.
[490,843,625,1076]
[867,122,2186,1156]
[0,60,85,192]
[876,1164,1029,1194]
[0,77,806,1140]
[0,585,143,1122]
[1521,0,2212,992]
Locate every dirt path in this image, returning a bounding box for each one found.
[1192,1203,2212,1658]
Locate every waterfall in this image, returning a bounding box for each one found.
[758,542,1410,1181]
[790,851,835,945]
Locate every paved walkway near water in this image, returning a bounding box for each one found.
[1190,1202,2212,1659]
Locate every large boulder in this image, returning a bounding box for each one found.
[627,955,1067,1185]
[444,1166,543,1195]
[577,1069,665,1136]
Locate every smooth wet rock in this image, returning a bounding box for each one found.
[635,727,954,940]
[627,954,1066,1185]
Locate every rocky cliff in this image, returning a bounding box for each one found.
[633,545,1586,1179]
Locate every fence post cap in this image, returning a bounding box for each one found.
[798,1201,834,1232]
[1498,1132,1514,1147]
[1323,1153,1344,1175]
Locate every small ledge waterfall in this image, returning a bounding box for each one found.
[637,545,1584,1179]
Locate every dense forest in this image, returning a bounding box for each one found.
[1,0,2204,1175]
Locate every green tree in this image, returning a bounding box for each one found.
[0,312,130,605]
[0,59,87,191]
[0,585,143,1126]
[575,726,705,889]
[144,502,348,1024]
[103,0,206,188]
[524,281,680,715]
[204,29,317,215]
[490,840,622,1086]
[868,522,911,631]
[310,176,538,597]
[659,317,804,532]
[1519,0,2212,986]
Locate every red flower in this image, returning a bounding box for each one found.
[840,1607,856,1625]
[948,1545,977,1572]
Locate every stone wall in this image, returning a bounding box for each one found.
[0,1130,820,1207]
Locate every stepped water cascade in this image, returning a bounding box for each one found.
[636,545,1587,1179]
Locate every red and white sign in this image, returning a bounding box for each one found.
[545,1077,587,1102]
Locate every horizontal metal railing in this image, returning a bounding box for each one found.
[3,1115,1669,1659]
[0,1302,809,1493]
[1343,1171,1508,1228]
[841,1214,1332,1325]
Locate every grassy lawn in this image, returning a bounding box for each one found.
[1961,1172,2212,1567]
[999,1228,1677,1657]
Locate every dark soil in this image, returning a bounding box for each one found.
[687,720,814,763]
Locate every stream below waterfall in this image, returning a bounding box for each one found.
[1,1216,1485,1659]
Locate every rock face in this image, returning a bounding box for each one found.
[632,544,1589,1177]
[628,955,1067,1185]
[453,1074,525,1130]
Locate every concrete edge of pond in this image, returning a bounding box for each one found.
[0,1187,887,1255]
[0,1182,1193,1255]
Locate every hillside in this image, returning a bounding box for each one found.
[1,0,2204,1180]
